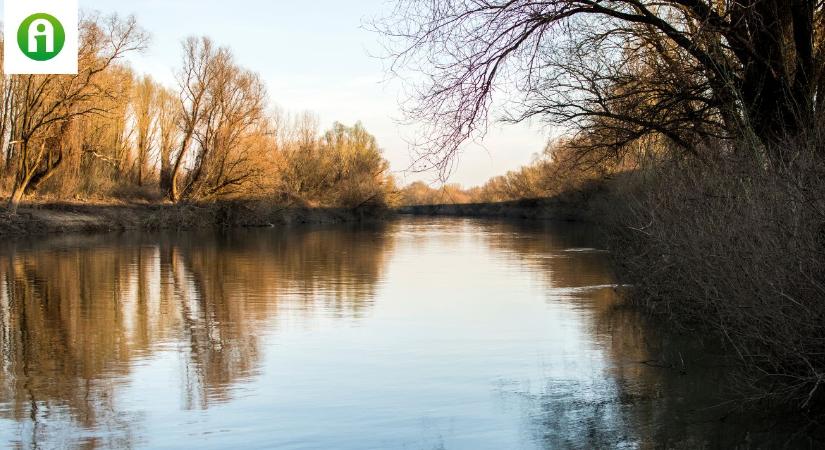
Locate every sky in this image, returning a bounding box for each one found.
[74,0,550,187]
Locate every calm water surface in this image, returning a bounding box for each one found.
[0,218,790,448]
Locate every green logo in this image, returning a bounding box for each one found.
[17,13,66,61]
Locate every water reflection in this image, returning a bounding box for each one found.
[0,218,814,449]
[478,220,815,448]
[0,225,393,449]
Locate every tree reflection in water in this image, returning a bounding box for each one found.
[0,219,811,449]
[483,220,813,448]
[0,224,393,449]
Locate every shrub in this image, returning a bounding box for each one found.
[604,139,825,411]
[274,121,395,209]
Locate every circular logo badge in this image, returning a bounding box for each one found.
[17,13,66,61]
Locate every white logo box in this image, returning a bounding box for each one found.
[4,0,78,74]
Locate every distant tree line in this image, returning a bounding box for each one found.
[399,140,619,205]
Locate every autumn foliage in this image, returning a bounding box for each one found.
[0,17,395,211]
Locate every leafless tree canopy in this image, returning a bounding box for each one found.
[377,0,825,170]
[169,37,269,202]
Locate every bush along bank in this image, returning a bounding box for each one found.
[597,150,825,421]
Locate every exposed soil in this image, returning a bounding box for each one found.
[0,200,387,236]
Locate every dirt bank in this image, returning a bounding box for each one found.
[0,201,388,236]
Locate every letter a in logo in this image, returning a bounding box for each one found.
[18,13,66,61]
[4,0,78,74]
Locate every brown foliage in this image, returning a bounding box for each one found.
[272,119,396,208]
[0,24,396,210]
[398,139,619,206]
[2,14,148,210]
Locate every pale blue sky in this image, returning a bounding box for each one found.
[74,0,549,186]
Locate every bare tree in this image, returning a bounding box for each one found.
[180,60,268,200]
[0,40,15,173]
[168,37,268,201]
[156,86,179,196]
[69,65,134,194]
[0,20,396,208]
[6,13,148,211]
[376,0,824,171]
[167,37,226,202]
[131,75,158,186]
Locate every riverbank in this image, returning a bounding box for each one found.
[396,179,608,222]
[0,200,388,236]
[397,197,583,220]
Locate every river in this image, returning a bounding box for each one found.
[0,217,798,448]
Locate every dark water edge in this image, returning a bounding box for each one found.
[396,198,592,222]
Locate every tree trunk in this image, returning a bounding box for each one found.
[7,141,35,214]
[166,129,195,203]
[160,167,171,196]
[169,167,181,203]
[7,185,25,214]
[159,143,172,195]
[736,0,815,160]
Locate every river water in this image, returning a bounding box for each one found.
[0,217,800,448]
